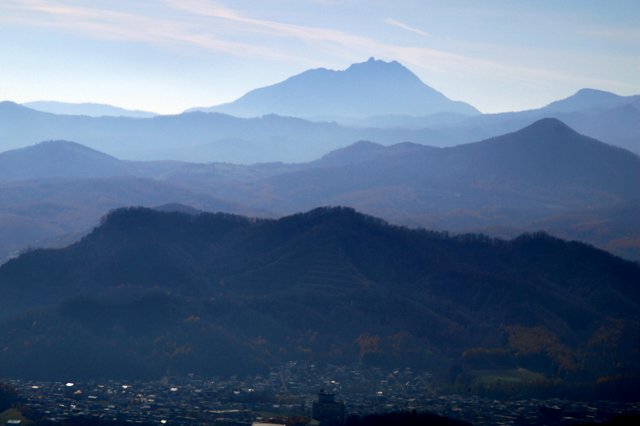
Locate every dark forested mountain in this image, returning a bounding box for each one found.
[22,101,156,118]
[0,206,638,394]
[191,57,479,118]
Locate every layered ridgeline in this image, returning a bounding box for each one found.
[1,60,638,162]
[0,141,260,264]
[429,88,640,155]
[245,118,640,213]
[1,119,639,263]
[0,101,369,163]
[190,57,479,118]
[0,206,638,395]
[164,119,640,261]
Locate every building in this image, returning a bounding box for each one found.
[311,390,345,425]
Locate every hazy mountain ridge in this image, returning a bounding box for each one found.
[2,76,639,163]
[0,206,637,388]
[191,58,479,118]
[0,118,639,263]
[0,102,390,163]
[324,88,640,129]
[542,88,640,113]
[234,118,640,217]
[432,89,640,155]
[0,175,262,264]
[22,101,156,118]
[305,88,640,156]
[0,140,133,181]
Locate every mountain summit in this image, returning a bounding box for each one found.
[192,58,479,118]
[0,140,132,181]
[542,88,640,113]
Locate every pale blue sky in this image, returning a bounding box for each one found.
[1,0,638,114]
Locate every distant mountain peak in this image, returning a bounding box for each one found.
[37,139,90,148]
[574,88,616,96]
[0,139,129,181]
[190,59,479,118]
[343,140,383,150]
[29,139,119,157]
[490,118,587,147]
[314,140,388,167]
[523,117,574,132]
[347,56,402,69]
[343,58,421,84]
[0,101,31,112]
[543,88,638,113]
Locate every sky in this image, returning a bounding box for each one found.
[1,0,639,114]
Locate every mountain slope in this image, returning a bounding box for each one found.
[542,88,640,113]
[446,118,639,193]
[561,104,640,154]
[22,101,156,118]
[193,119,640,261]
[0,102,389,163]
[0,176,257,264]
[2,90,638,162]
[0,207,638,387]
[241,118,640,214]
[424,89,640,155]
[193,58,479,118]
[0,140,133,181]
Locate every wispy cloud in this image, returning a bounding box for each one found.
[0,0,629,95]
[0,0,296,60]
[162,0,506,73]
[580,27,640,43]
[161,0,613,91]
[163,0,381,53]
[384,18,429,38]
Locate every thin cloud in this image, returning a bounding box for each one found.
[165,0,596,89]
[0,0,623,94]
[384,18,429,38]
[163,0,492,70]
[164,0,379,49]
[580,27,640,43]
[0,0,298,61]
